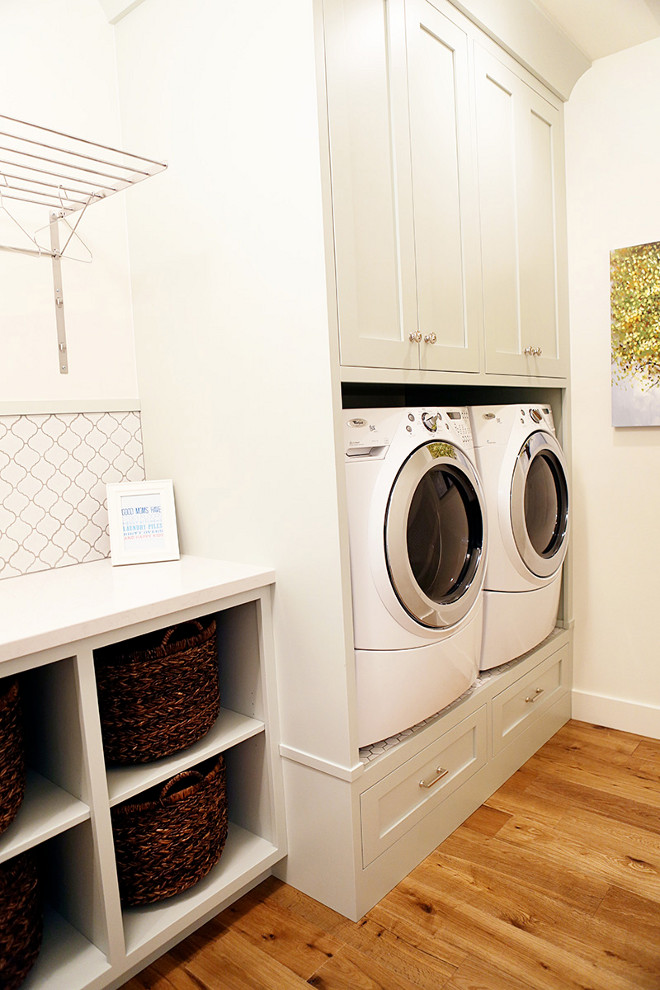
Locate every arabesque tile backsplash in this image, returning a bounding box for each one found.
[0,411,145,579]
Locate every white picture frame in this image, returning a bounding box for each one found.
[106,480,180,566]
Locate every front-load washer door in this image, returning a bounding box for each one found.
[384,441,486,629]
[511,431,569,578]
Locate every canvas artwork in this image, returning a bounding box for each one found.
[610,240,660,426]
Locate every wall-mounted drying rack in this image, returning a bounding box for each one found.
[0,113,166,373]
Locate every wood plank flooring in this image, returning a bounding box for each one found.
[120,720,660,990]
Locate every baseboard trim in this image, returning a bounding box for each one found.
[571,689,660,740]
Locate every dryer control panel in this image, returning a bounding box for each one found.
[470,404,556,447]
[521,406,555,431]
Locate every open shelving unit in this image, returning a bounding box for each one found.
[0,556,285,990]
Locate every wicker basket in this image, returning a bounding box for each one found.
[94,617,220,765]
[112,754,228,905]
[0,851,42,990]
[0,678,26,837]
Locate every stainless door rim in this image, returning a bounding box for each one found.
[384,441,486,629]
[510,430,569,578]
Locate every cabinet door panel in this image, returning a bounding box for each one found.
[517,94,562,372]
[475,47,567,378]
[324,0,418,370]
[473,64,519,359]
[406,0,481,372]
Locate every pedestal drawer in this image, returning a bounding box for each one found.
[360,707,487,867]
[492,644,568,755]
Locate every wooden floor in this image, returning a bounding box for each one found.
[121,720,660,990]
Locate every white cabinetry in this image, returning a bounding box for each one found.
[0,557,284,990]
[354,629,571,915]
[474,46,568,378]
[322,0,569,383]
[281,627,571,920]
[405,0,483,373]
[324,0,481,374]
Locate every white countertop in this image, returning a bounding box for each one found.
[0,556,275,663]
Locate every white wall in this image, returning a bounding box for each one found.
[0,0,138,409]
[565,39,660,738]
[113,0,359,768]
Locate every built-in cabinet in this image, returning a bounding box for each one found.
[474,46,568,377]
[0,557,285,990]
[323,0,569,381]
[109,0,578,933]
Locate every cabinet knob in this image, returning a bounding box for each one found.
[424,333,437,345]
[409,331,422,343]
[524,346,543,357]
[534,347,543,357]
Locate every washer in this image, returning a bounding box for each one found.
[343,407,488,747]
[469,404,569,671]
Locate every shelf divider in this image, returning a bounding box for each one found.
[0,770,90,865]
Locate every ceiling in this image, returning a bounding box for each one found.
[533,0,660,61]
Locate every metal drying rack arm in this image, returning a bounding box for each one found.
[0,113,167,373]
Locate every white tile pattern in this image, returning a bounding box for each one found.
[0,412,145,579]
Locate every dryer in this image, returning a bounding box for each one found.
[470,404,569,671]
[343,407,488,747]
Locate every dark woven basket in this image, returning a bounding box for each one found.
[112,754,228,906]
[0,678,26,836]
[94,617,220,765]
[0,851,42,990]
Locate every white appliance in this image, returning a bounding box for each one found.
[469,404,569,671]
[343,407,488,747]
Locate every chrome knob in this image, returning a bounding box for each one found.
[409,331,422,343]
[424,333,437,344]
[421,411,439,432]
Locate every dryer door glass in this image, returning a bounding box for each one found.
[511,432,569,578]
[525,451,566,556]
[385,442,486,629]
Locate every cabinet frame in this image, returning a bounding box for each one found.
[320,0,570,386]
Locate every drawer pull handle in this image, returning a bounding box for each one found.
[525,688,545,704]
[419,766,449,789]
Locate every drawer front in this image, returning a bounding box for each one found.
[492,645,568,755]
[360,707,488,867]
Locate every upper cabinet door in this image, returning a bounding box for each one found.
[474,47,568,378]
[323,0,419,370]
[404,0,482,373]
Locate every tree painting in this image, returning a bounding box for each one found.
[610,240,660,426]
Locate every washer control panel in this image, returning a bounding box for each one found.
[344,407,475,457]
[345,417,391,456]
[409,407,474,446]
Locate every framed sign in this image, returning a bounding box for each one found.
[107,480,180,565]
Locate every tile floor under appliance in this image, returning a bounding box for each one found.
[121,720,660,990]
